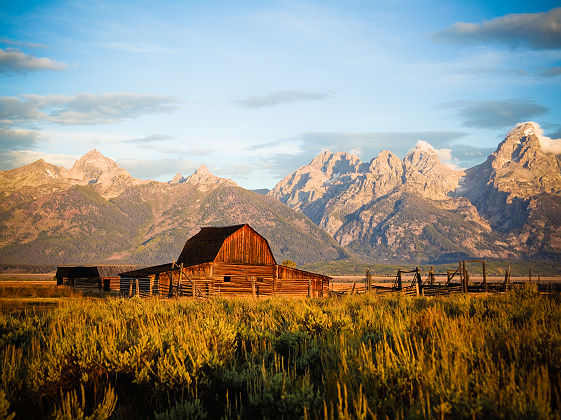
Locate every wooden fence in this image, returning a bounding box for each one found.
[329,260,561,298]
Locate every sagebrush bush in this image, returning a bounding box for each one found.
[0,291,559,419]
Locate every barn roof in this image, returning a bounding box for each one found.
[56,266,99,279]
[57,265,139,279]
[98,265,138,277]
[119,263,173,278]
[176,224,249,267]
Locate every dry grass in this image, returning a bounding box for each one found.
[0,286,559,419]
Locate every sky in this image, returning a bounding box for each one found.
[1,0,560,189]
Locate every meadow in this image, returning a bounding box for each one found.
[0,287,559,419]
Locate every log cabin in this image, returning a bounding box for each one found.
[119,224,331,298]
[56,265,138,292]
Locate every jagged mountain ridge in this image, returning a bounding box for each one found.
[0,153,347,265]
[270,122,561,262]
[1,122,559,266]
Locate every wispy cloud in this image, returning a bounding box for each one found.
[250,130,470,177]
[0,38,49,49]
[0,93,180,126]
[0,127,42,149]
[432,7,561,50]
[0,150,79,170]
[238,90,332,108]
[0,48,67,74]
[441,99,549,129]
[125,134,174,143]
[524,122,561,155]
[118,158,198,181]
[542,66,561,77]
[98,41,177,53]
[415,140,453,163]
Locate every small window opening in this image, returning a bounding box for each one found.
[224,275,231,282]
[257,277,264,283]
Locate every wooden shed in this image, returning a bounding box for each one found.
[56,265,138,292]
[119,224,330,298]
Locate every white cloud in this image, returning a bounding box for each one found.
[118,158,199,181]
[0,93,180,126]
[0,48,67,74]
[415,140,453,162]
[238,90,332,108]
[0,38,49,49]
[520,121,561,155]
[0,150,79,170]
[0,127,42,149]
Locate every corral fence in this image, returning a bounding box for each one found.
[329,260,561,297]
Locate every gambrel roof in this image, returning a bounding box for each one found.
[176,224,276,266]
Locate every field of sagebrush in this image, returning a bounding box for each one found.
[0,287,560,419]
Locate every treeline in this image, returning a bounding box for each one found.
[0,264,58,273]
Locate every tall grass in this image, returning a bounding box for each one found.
[0,285,81,299]
[0,286,559,419]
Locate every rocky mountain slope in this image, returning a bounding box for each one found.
[459,122,561,258]
[1,122,559,266]
[270,122,561,263]
[0,153,347,266]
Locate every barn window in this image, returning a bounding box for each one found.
[257,277,264,283]
[224,276,231,282]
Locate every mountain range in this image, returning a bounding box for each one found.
[0,151,346,266]
[270,122,561,263]
[0,122,560,266]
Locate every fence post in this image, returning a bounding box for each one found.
[462,261,467,293]
[482,261,488,292]
[397,270,403,291]
[252,277,257,298]
[430,267,434,285]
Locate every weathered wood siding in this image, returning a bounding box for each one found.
[213,263,274,297]
[120,276,157,297]
[73,277,100,293]
[119,262,329,299]
[276,266,328,298]
[101,277,120,291]
[215,225,276,265]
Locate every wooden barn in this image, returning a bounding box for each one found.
[56,265,138,292]
[119,224,330,298]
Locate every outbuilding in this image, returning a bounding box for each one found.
[56,265,138,292]
[119,224,330,298]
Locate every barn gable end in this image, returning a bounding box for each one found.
[177,224,276,266]
[214,224,276,265]
[119,224,329,298]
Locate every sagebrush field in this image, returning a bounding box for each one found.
[1,287,560,419]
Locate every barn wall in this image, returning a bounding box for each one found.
[276,266,328,298]
[101,277,120,291]
[119,262,329,299]
[215,225,276,265]
[73,277,100,293]
[211,263,274,297]
[120,276,157,297]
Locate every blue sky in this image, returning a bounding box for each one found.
[1,0,560,189]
